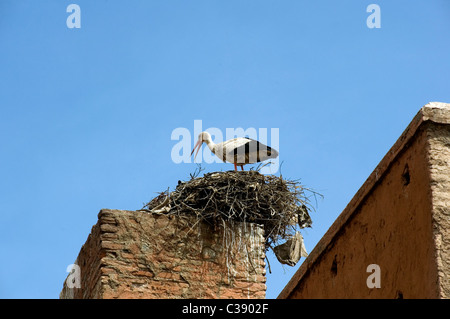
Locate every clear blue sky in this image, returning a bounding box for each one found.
[1,0,449,299]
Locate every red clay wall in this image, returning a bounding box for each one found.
[279,102,450,299]
[60,209,266,299]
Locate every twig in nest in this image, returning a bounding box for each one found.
[190,164,205,180]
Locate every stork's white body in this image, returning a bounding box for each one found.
[191,131,279,171]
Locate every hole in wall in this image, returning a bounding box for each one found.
[331,255,338,276]
[402,164,410,186]
[396,290,404,299]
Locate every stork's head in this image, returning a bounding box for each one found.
[191,131,212,160]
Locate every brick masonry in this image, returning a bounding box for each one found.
[278,102,450,299]
[60,209,266,299]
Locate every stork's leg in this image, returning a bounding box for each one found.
[240,165,244,171]
[234,163,237,171]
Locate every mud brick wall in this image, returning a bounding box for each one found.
[427,122,450,298]
[60,209,266,299]
[279,102,450,299]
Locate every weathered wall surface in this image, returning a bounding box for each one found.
[60,209,266,299]
[427,123,450,298]
[279,102,450,299]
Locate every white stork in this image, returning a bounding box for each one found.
[191,131,279,171]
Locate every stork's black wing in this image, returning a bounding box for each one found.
[232,138,275,163]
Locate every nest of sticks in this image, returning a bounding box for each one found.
[142,167,319,252]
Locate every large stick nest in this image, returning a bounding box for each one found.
[142,169,318,252]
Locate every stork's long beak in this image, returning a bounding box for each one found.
[191,138,202,160]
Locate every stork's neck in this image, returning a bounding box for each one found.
[203,135,216,153]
